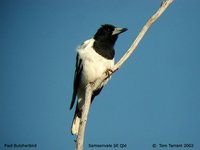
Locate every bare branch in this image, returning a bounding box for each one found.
[112,0,174,72]
[76,85,92,150]
[75,0,173,150]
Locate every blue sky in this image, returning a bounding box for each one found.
[1,0,200,149]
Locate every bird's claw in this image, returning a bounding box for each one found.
[105,69,113,78]
[89,81,95,87]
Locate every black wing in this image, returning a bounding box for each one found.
[70,54,83,110]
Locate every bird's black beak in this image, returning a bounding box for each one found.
[112,27,128,35]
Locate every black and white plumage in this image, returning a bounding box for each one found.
[70,24,127,135]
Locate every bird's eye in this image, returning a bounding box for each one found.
[107,28,111,32]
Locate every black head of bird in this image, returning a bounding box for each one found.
[94,24,128,46]
[93,24,128,59]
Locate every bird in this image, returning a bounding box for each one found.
[70,24,127,135]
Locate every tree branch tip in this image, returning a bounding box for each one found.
[161,0,174,6]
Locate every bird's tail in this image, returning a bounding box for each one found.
[71,105,81,135]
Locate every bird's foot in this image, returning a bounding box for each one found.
[105,69,113,78]
[89,81,95,87]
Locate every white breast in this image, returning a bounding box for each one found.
[77,39,114,86]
